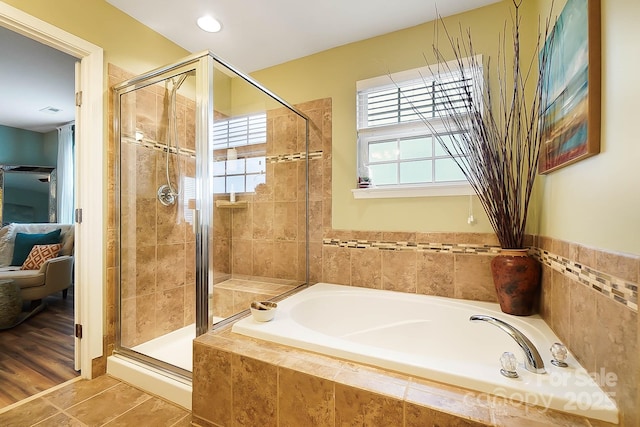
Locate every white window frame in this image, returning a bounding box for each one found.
[213,112,267,194]
[353,58,482,199]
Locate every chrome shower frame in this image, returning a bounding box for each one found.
[112,50,309,382]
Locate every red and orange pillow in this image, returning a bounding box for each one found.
[20,243,63,270]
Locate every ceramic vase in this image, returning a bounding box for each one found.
[490,249,541,316]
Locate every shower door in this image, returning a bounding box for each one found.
[113,54,213,379]
[113,50,309,380]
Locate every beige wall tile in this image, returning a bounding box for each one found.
[157,244,185,289]
[322,245,351,285]
[594,296,639,427]
[192,344,232,426]
[273,241,299,280]
[232,355,278,426]
[350,248,382,289]
[231,239,253,276]
[568,280,597,371]
[417,252,455,297]
[596,250,639,284]
[272,113,298,155]
[278,368,334,427]
[454,255,496,302]
[549,270,571,343]
[334,383,403,426]
[274,201,298,241]
[274,162,298,202]
[382,250,417,293]
[253,241,274,278]
[231,203,253,240]
[156,287,185,334]
[252,202,274,240]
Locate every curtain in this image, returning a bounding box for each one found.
[57,123,74,224]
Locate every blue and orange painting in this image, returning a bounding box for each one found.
[540,0,592,173]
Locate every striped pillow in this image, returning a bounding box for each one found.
[20,244,63,270]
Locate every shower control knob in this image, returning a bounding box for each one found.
[499,351,519,378]
[550,342,569,367]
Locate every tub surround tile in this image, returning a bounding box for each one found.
[335,383,404,426]
[232,354,278,426]
[322,245,351,285]
[417,252,455,297]
[193,322,606,427]
[278,368,334,427]
[453,254,497,302]
[193,345,232,427]
[350,248,382,289]
[382,250,417,293]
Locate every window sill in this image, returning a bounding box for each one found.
[352,183,474,199]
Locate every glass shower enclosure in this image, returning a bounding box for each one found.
[113,51,309,380]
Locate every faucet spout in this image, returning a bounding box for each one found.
[470,314,546,374]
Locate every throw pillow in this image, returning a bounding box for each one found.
[10,229,62,266]
[20,244,63,270]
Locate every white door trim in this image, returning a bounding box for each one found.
[0,1,105,378]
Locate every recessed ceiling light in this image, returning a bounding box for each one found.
[197,15,222,33]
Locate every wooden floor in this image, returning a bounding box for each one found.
[0,288,77,408]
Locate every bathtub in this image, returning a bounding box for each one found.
[232,283,618,423]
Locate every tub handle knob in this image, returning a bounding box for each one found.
[500,351,519,378]
[550,342,569,367]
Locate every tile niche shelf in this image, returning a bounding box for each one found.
[215,200,248,209]
[188,199,249,209]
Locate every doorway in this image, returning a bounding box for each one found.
[0,0,104,399]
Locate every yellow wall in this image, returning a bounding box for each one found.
[249,1,546,236]
[536,0,640,256]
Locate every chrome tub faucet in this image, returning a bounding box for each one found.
[470,314,546,374]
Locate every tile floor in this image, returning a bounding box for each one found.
[0,375,191,427]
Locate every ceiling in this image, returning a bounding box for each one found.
[0,0,499,134]
[0,26,76,133]
[106,0,500,73]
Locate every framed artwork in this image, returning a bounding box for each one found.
[539,0,601,174]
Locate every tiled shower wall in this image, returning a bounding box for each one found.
[112,65,197,348]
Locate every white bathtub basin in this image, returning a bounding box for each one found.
[232,283,617,423]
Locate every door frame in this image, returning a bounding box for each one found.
[0,2,104,378]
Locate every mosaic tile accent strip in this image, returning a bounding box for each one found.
[533,248,638,312]
[322,238,638,312]
[124,136,196,158]
[267,150,323,163]
[322,238,501,254]
[124,137,323,165]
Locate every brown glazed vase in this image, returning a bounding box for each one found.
[490,249,541,316]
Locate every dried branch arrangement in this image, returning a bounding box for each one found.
[409,0,555,249]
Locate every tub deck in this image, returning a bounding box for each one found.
[193,316,617,427]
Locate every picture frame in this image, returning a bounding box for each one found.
[539,0,601,174]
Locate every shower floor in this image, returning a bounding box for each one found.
[131,277,301,372]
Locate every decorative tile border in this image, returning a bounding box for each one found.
[267,150,323,163]
[124,137,324,165]
[322,238,638,312]
[533,248,638,312]
[322,238,501,254]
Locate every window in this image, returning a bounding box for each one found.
[355,60,481,198]
[213,113,267,193]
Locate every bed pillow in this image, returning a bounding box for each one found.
[20,243,63,270]
[11,229,62,266]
